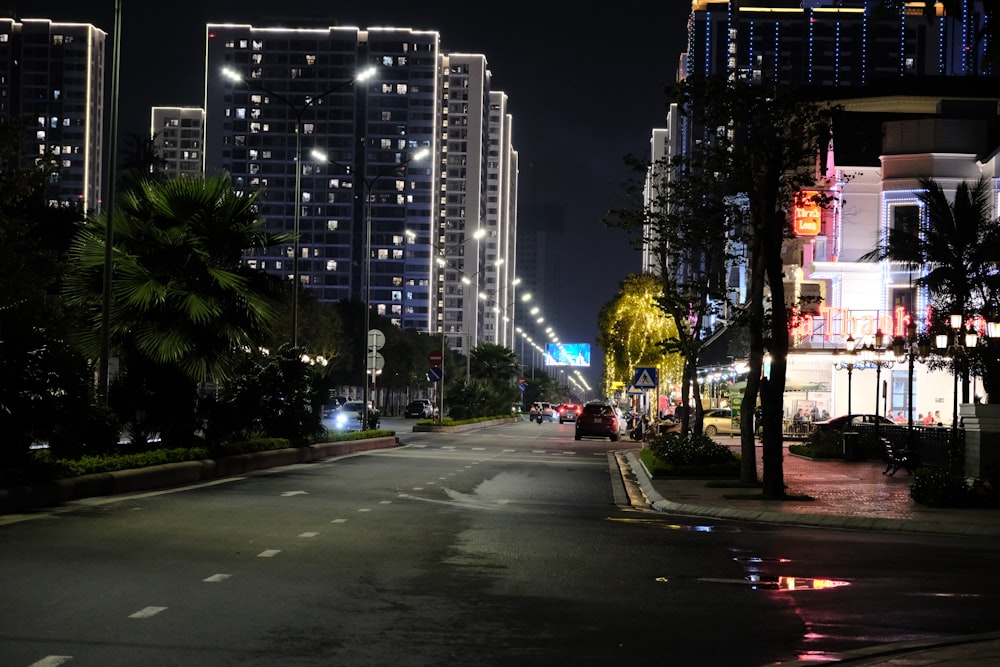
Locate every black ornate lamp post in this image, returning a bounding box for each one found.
[833,333,858,415]
[891,320,931,451]
[859,329,895,441]
[935,313,979,442]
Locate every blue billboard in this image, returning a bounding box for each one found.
[544,343,591,367]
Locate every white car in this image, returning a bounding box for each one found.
[331,401,379,431]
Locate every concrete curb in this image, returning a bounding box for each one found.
[0,436,398,514]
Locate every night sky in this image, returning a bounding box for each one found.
[14,1,692,387]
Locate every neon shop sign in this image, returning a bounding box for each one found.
[791,305,919,341]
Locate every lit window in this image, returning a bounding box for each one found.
[235,108,246,120]
[305,54,316,65]
[326,260,337,271]
[396,84,407,94]
[326,220,339,230]
[36,131,45,140]
[382,56,393,66]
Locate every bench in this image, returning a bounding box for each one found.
[882,439,914,476]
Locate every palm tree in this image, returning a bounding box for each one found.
[470,343,521,382]
[861,176,1000,403]
[64,173,292,443]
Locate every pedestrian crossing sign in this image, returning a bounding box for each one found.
[632,367,657,389]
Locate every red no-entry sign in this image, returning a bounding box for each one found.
[428,349,443,366]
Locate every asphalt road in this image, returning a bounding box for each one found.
[2,418,999,666]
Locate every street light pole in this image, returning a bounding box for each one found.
[361,148,430,429]
[221,65,376,349]
[432,228,486,422]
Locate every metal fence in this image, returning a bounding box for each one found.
[852,423,963,468]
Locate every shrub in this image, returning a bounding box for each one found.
[646,432,740,476]
[909,465,999,508]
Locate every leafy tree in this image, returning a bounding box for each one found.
[861,176,1000,403]
[63,174,292,446]
[0,119,115,468]
[612,76,835,494]
[447,343,521,418]
[711,77,836,495]
[596,273,683,414]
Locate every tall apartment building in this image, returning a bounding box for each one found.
[202,24,518,352]
[151,106,205,179]
[203,24,440,330]
[0,18,105,212]
[483,90,519,350]
[686,0,993,86]
[435,54,489,353]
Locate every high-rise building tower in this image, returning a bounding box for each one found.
[483,90,518,349]
[0,18,105,212]
[203,24,439,323]
[686,1,994,86]
[151,106,205,179]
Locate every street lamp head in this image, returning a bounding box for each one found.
[965,325,979,349]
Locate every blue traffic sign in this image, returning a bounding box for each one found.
[427,366,443,382]
[632,367,657,389]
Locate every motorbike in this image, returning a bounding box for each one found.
[536,413,544,424]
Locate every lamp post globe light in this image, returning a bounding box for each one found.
[359,147,431,429]
[221,65,376,349]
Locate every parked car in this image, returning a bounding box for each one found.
[404,399,437,419]
[812,413,894,432]
[557,403,581,423]
[332,401,379,431]
[703,408,737,436]
[575,401,623,441]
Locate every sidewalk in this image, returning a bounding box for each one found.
[623,436,1000,666]
[627,435,1000,537]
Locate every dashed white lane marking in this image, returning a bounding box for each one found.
[129,606,167,619]
[28,656,73,666]
[532,450,546,454]
[357,508,371,512]
[441,446,456,450]
[471,447,486,451]
[257,549,281,558]
[380,500,393,504]
[331,518,348,523]
[299,532,319,538]
[203,574,231,583]
[281,490,307,497]
[412,486,424,490]
[502,449,516,452]
[425,481,437,485]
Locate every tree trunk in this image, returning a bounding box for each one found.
[761,210,790,498]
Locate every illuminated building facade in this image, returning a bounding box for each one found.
[0,18,105,212]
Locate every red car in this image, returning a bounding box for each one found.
[574,401,622,441]
[557,403,582,423]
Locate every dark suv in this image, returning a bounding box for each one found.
[575,401,622,441]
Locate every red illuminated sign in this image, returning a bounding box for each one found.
[793,191,821,237]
